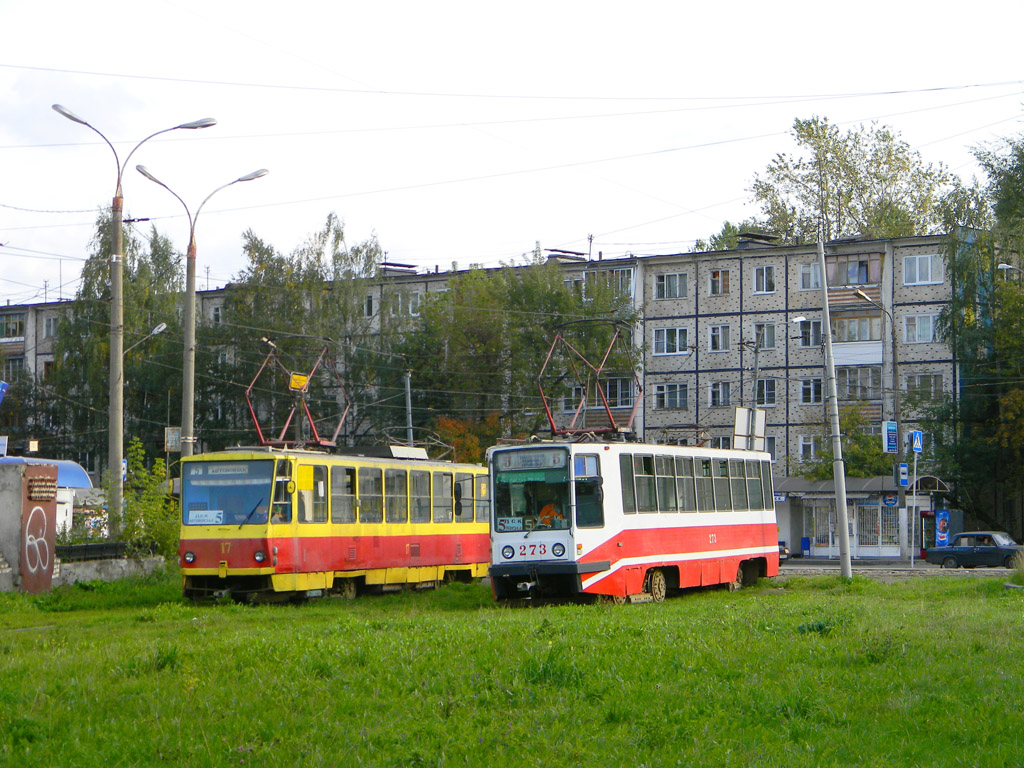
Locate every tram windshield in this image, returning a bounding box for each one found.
[493,449,571,532]
[181,459,274,526]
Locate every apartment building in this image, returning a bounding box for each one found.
[2,234,954,556]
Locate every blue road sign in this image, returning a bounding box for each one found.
[0,380,7,406]
[898,463,909,487]
[883,421,898,453]
[912,431,924,453]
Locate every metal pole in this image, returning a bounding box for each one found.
[911,450,919,568]
[818,240,852,578]
[181,239,197,457]
[109,193,124,536]
[749,330,762,449]
[405,370,414,446]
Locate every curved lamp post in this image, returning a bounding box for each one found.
[136,166,269,457]
[52,105,216,537]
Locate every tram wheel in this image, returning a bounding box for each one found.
[337,579,357,600]
[647,569,667,603]
[728,563,745,592]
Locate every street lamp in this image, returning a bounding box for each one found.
[125,322,168,355]
[136,166,269,457]
[52,105,216,537]
[854,288,906,522]
[997,263,1024,280]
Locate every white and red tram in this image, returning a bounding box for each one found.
[487,440,778,602]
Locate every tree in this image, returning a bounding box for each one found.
[396,257,637,452]
[750,117,950,244]
[46,212,184,471]
[693,219,768,252]
[799,406,893,480]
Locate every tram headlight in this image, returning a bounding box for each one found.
[254,550,266,563]
[552,543,565,558]
[501,545,515,560]
[183,551,195,564]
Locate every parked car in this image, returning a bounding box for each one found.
[925,531,1024,569]
[779,542,791,561]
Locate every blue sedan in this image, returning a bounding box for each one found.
[926,531,1024,569]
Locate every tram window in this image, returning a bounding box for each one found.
[675,457,697,512]
[297,466,316,523]
[410,470,431,523]
[312,466,328,522]
[619,454,636,514]
[746,460,764,510]
[455,473,474,522]
[634,455,657,513]
[433,472,453,523]
[331,466,356,523]
[760,461,775,508]
[575,453,604,528]
[696,458,714,512]
[272,460,293,523]
[713,459,731,511]
[656,456,677,512]
[385,469,408,523]
[358,467,383,523]
[730,459,748,512]
[475,476,490,522]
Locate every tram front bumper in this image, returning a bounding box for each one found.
[489,560,610,599]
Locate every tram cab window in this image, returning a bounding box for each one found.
[433,472,454,523]
[619,454,637,515]
[385,469,408,523]
[331,466,356,523]
[760,462,774,508]
[455,473,474,522]
[272,460,293,524]
[297,465,327,523]
[634,455,657,513]
[574,453,604,528]
[410,471,431,523]
[359,467,383,523]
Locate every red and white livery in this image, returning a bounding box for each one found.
[488,440,778,603]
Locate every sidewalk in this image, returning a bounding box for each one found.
[782,556,937,570]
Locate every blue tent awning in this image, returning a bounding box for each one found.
[0,457,93,488]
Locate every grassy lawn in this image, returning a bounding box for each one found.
[2,569,1023,767]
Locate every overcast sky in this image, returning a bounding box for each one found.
[3,0,1023,305]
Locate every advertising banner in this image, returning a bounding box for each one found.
[935,509,950,547]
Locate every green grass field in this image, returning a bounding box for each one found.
[2,569,1023,767]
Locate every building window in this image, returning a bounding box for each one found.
[756,379,776,406]
[408,291,421,317]
[827,253,881,287]
[709,381,731,408]
[801,377,823,404]
[753,323,776,349]
[905,314,937,343]
[798,319,822,347]
[364,294,375,317]
[602,378,633,409]
[799,435,822,460]
[564,277,584,295]
[765,435,777,461]
[654,328,689,355]
[906,373,943,400]
[799,263,821,291]
[709,325,730,352]
[612,268,634,297]
[833,315,882,342]
[655,273,687,299]
[562,385,586,413]
[710,436,732,450]
[904,253,943,285]
[709,269,730,296]
[837,366,882,400]
[0,313,26,340]
[3,357,25,379]
[44,316,59,338]
[754,265,776,294]
[211,305,223,325]
[654,383,688,410]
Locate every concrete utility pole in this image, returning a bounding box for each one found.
[52,105,215,536]
[818,240,852,579]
